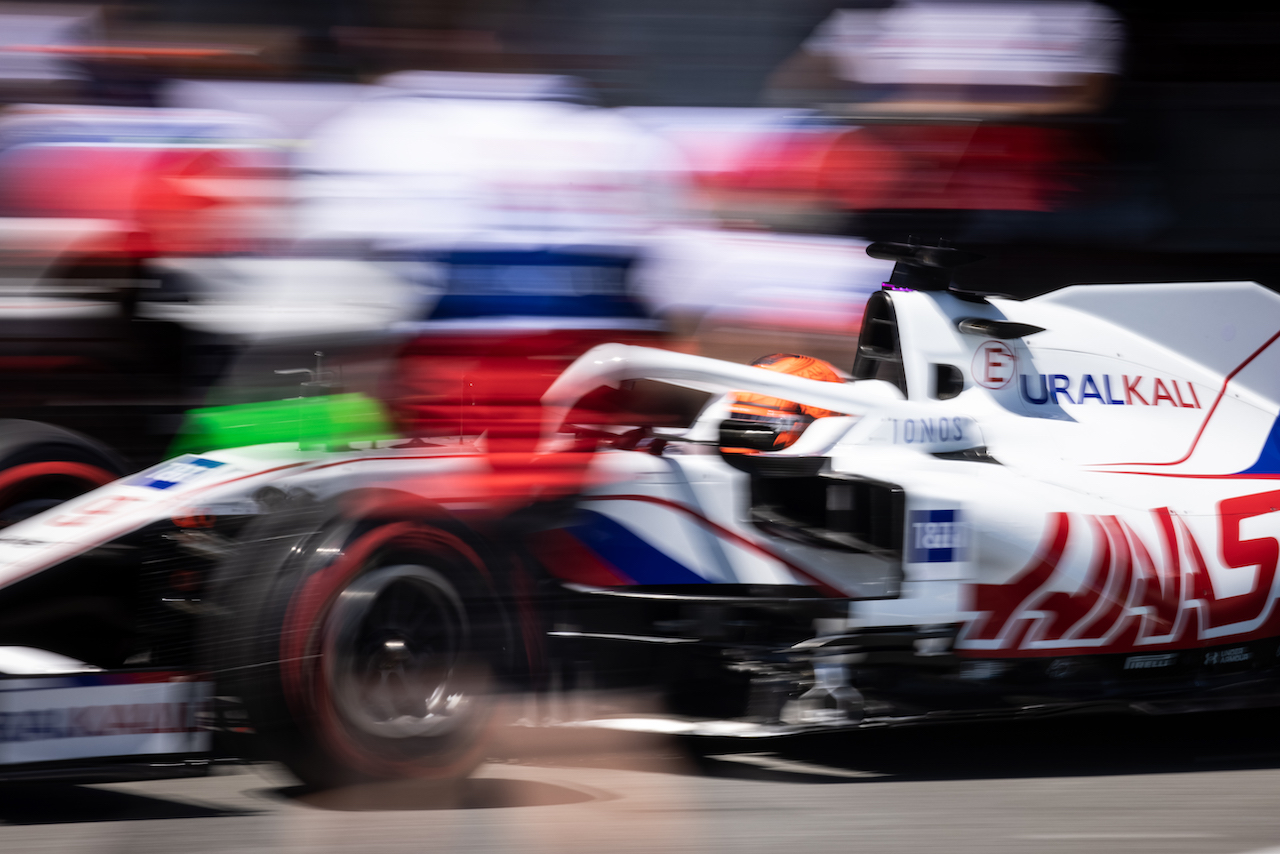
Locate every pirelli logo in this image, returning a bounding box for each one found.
[1123,653,1177,671]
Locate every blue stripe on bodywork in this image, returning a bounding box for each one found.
[1239,416,1280,474]
[567,510,707,585]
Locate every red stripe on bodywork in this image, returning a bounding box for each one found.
[1075,516,1133,640]
[530,527,636,586]
[585,494,847,597]
[964,512,1070,642]
[1038,516,1111,641]
[1135,509,1180,638]
[1095,327,1280,468]
[1095,471,1280,480]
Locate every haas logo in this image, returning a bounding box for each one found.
[959,490,1280,654]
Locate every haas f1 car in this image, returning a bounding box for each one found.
[1,244,1280,786]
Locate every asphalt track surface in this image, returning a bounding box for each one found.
[6,707,1280,854]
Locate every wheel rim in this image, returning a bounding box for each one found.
[324,564,475,740]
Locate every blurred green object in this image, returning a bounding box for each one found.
[170,393,397,455]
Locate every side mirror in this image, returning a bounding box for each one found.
[719,419,781,452]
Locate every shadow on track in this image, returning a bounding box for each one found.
[263,706,1280,806]
[685,707,1280,785]
[0,783,254,825]
[271,776,610,811]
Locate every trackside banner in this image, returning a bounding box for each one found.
[0,674,211,765]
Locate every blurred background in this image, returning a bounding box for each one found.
[1,0,1278,467]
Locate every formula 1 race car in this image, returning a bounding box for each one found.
[3,243,1280,787]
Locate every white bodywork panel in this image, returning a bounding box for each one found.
[3,279,1280,671]
[0,675,210,766]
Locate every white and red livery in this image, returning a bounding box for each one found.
[1,242,1278,784]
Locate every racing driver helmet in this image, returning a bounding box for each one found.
[727,353,844,450]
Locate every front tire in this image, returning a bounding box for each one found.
[208,509,502,789]
[0,420,128,523]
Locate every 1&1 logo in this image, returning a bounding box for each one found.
[909,509,969,563]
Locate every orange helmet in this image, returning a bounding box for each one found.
[728,353,844,450]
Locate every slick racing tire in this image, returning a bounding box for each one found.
[0,420,129,524]
[206,502,505,790]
